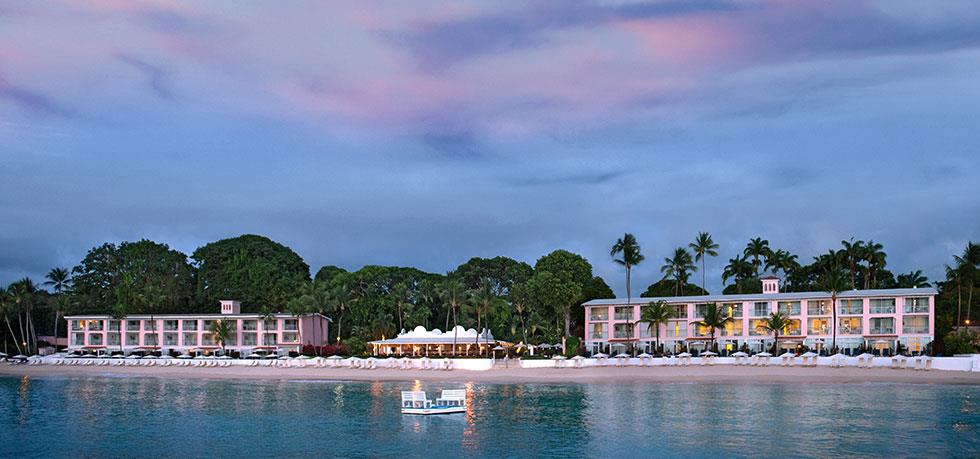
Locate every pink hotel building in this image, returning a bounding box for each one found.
[65,300,330,356]
[583,278,936,355]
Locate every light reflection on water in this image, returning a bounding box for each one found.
[1,376,978,458]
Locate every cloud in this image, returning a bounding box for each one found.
[0,73,74,117]
[116,54,176,101]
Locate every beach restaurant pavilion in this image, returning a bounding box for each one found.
[369,326,496,357]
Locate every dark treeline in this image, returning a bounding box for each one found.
[1,233,977,356]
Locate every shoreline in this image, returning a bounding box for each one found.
[5,364,980,385]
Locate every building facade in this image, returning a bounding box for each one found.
[583,278,935,356]
[65,300,330,356]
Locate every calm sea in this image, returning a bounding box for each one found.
[1,375,978,458]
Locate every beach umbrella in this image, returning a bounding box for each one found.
[278,355,292,360]
[677,352,692,358]
[0,352,7,358]
[247,353,264,359]
[780,352,796,358]
[551,355,567,360]
[731,351,749,357]
[801,352,818,357]
[492,346,506,351]
[12,355,28,359]
[82,354,95,358]
[263,354,278,359]
[593,353,609,358]
[756,352,772,357]
[194,355,207,359]
[177,354,193,359]
[830,352,847,358]
[143,355,157,359]
[217,355,232,360]
[571,355,585,360]
[295,355,311,360]
[326,355,343,360]
[702,351,718,356]
[637,352,652,358]
[126,355,141,359]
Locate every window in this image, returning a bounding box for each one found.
[202,320,216,330]
[263,333,278,345]
[144,320,157,331]
[242,319,258,331]
[88,320,103,331]
[225,332,238,346]
[777,301,801,316]
[783,320,802,336]
[839,299,863,315]
[694,324,712,337]
[163,320,179,331]
[71,332,84,345]
[752,302,770,317]
[721,321,742,337]
[723,303,743,318]
[695,304,710,318]
[107,333,120,346]
[613,307,632,321]
[107,320,120,331]
[163,333,178,346]
[127,320,141,331]
[182,333,198,346]
[637,322,652,338]
[903,316,928,334]
[71,320,82,331]
[809,318,830,335]
[870,298,896,314]
[126,333,139,346]
[869,317,895,335]
[749,319,768,336]
[666,321,687,338]
[281,332,299,343]
[807,300,831,316]
[89,333,103,346]
[182,320,198,331]
[201,334,216,346]
[263,319,277,331]
[242,332,258,346]
[144,333,159,346]
[839,317,862,335]
[283,319,299,331]
[904,297,929,314]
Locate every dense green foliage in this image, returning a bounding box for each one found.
[192,234,311,312]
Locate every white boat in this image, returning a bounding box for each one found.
[401,389,467,415]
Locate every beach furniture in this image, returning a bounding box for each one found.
[731,351,749,366]
[593,353,609,366]
[890,355,908,369]
[571,355,586,368]
[913,355,932,371]
[676,352,692,366]
[754,352,772,366]
[800,352,818,367]
[614,354,629,367]
[401,390,467,415]
[779,352,796,367]
[829,353,847,368]
[857,353,874,369]
[700,351,717,366]
[552,355,568,368]
[636,353,652,367]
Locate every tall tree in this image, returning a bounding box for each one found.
[689,232,719,294]
[440,277,469,354]
[818,266,848,353]
[636,300,673,354]
[327,279,356,344]
[954,242,980,325]
[534,250,594,337]
[862,240,887,289]
[454,256,533,295]
[473,278,505,354]
[840,238,864,289]
[722,255,754,294]
[661,247,696,296]
[743,237,771,276]
[527,271,580,339]
[44,267,72,349]
[71,240,196,315]
[896,270,930,288]
[192,234,310,312]
[611,233,645,301]
[209,319,234,355]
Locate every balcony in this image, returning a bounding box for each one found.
[869,327,895,335]
[590,332,608,339]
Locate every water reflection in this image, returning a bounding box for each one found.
[1,377,978,457]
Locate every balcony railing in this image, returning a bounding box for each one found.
[869,327,894,335]
[591,332,608,339]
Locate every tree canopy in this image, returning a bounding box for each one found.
[192,234,310,312]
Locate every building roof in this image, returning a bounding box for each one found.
[64,312,330,320]
[582,287,938,306]
[368,326,494,345]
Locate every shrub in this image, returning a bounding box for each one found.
[565,336,581,358]
[344,336,367,357]
[943,330,980,355]
[301,344,349,356]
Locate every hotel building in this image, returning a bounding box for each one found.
[583,277,935,355]
[64,300,330,356]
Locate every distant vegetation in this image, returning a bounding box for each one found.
[0,233,977,356]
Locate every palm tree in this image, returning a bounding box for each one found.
[690,303,732,351]
[689,232,719,293]
[474,279,504,355]
[441,277,468,355]
[896,270,930,288]
[0,289,20,355]
[946,265,963,326]
[722,255,753,294]
[954,242,980,325]
[9,278,40,354]
[661,247,696,296]
[862,240,886,289]
[636,300,673,354]
[611,233,645,301]
[327,283,355,344]
[286,297,310,348]
[208,319,233,355]
[390,282,412,332]
[818,267,847,353]
[44,267,72,350]
[759,311,792,354]
[744,237,771,276]
[840,238,864,289]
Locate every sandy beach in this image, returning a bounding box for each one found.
[5,363,980,385]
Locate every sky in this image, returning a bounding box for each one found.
[1,0,979,296]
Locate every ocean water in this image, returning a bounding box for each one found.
[1,375,978,458]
